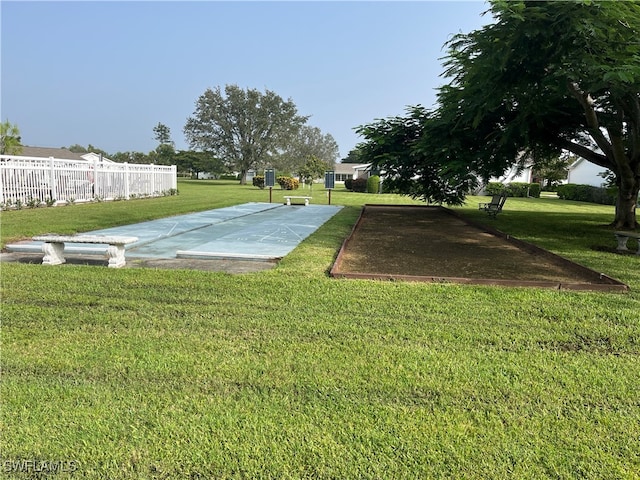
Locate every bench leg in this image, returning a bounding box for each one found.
[41,242,66,265]
[286,198,291,206]
[304,198,309,206]
[107,244,127,268]
[615,235,630,252]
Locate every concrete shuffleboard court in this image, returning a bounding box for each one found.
[5,203,343,266]
[330,205,629,292]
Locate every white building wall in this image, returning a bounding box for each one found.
[567,160,609,187]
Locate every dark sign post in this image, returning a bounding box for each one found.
[265,168,275,203]
[324,170,335,205]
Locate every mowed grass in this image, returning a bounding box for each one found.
[1,181,639,479]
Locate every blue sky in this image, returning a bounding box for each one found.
[1,1,490,159]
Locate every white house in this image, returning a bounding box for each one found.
[567,158,610,187]
[80,151,114,163]
[334,163,360,182]
[490,164,534,184]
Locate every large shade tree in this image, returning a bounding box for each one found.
[184,85,308,184]
[356,106,478,205]
[358,0,640,228]
[273,125,339,174]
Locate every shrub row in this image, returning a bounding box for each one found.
[344,176,380,193]
[252,175,299,190]
[485,182,541,198]
[556,183,617,205]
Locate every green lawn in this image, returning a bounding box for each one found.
[2,181,639,479]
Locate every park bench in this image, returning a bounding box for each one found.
[479,194,507,218]
[614,231,640,255]
[32,234,139,268]
[284,196,311,206]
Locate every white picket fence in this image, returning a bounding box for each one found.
[0,155,177,207]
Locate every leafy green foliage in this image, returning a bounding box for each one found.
[341,148,365,164]
[276,176,299,190]
[184,85,309,184]
[533,153,573,189]
[528,182,541,198]
[152,122,173,146]
[366,175,380,194]
[486,182,541,198]
[273,126,339,174]
[351,177,367,192]
[355,106,478,205]
[355,1,640,226]
[252,175,265,189]
[440,0,640,227]
[0,120,22,155]
[344,178,353,191]
[297,155,331,183]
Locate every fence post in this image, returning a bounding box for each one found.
[124,162,130,199]
[0,161,4,205]
[93,157,99,200]
[150,163,155,195]
[49,157,57,202]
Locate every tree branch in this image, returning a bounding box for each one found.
[554,137,613,170]
[627,94,640,162]
[566,81,614,159]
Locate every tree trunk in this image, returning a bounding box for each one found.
[613,174,639,229]
[239,169,247,185]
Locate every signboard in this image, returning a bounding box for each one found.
[265,168,276,188]
[324,170,335,190]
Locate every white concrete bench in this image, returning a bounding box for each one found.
[32,235,139,268]
[614,231,640,255]
[284,196,311,206]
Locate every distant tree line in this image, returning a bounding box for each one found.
[6,84,343,183]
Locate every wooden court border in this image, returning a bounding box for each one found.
[330,204,629,292]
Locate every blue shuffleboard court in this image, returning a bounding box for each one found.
[6,203,343,262]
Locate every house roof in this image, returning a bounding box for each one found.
[17,146,87,161]
[80,151,114,163]
[334,163,358,174]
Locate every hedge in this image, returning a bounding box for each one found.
[556,183,617,205]
[485,182,541,198]
[367,175,380,194]
[344,178,353,191]
[351,178,367,193]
